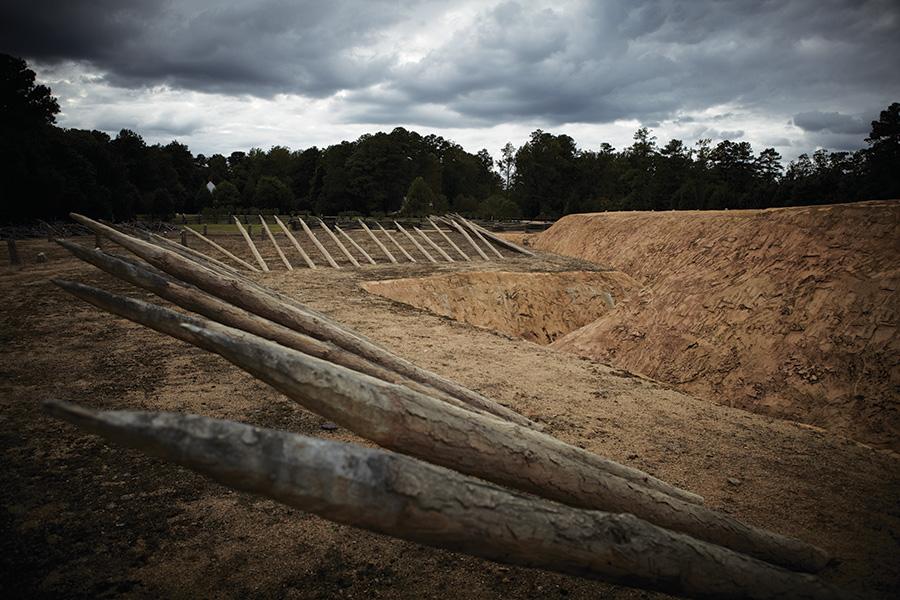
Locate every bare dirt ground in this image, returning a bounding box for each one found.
[532,201,900,452]
[1,229,898,599]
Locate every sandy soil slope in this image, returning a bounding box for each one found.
[363,270,637,344]
[0,235,898,598]
[532,201,899,451]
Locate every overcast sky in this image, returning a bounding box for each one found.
[4,0,899,161]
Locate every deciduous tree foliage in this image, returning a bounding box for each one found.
[1,54,897,223]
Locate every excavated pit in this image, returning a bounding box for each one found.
[362,270,637,345]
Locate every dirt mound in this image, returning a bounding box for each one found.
[534,201,900,450]
[362,270,636,344]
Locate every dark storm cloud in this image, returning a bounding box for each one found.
[3,0,899,129]
[792,111,869,135]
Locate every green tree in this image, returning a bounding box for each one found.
[212,180,240,209]
[0,53,59,130]
[401,176,437,216]
[253,175,293,212]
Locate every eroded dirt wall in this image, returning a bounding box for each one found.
[534,201,899,450]
[363,270,637,344]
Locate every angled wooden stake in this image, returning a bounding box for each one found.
[376,222,415,262]
[443,216,489,260]
[454,215,504,259]
[414,226,453,262]
[233,216,269,272]
[429,217,470,261]
[395,221,436,263]
[358,219,396,263]
[298,218,340,269]
[335,225,376,265]
[183,227,261,272]
[273,216,316,269]
[259,216,293,271]
[456,213,535,257]
[317,219,359,267]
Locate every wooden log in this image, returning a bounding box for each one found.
[259,216,293,271]
[66,214,536,431]
[51,274,494,418]
[183,226,262,273]
[139,228,245,279]
[453,215,503,258]
[45,401,849,600]
[273,216,316,269]
[298,218,340,269]
[442,216,489,260]
[429,217,470,261]
[357,219,396,263]
[394,221,436,263]
[414,226,454,262]
[180,230,187,246]
[456,214,535,257]
[233,216,269,272]
[375,222,415,262]
[317,219,359,267]
[7,238,21,266]
[335,224,376,265]
[159,316,827,572]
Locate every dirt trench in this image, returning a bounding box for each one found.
[362,270,637,344]
[530,201,900,451]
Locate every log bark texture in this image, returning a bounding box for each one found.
[233,216,269,271]
[298,218,339,268]
[453,215,503,258]
[395,221,436,263]
[376,222,415,262]
[456,214,535,257]
[44,401,849,600]
[443,216,490,259]
[414,226,454,262]
[259,216,293,270]
[51,271,496,419]
[182,226,262,272]
[273,216,316,269]
[335,224,376,264]
[66,214,534,429]
[429,218,470,260]
[357,219,397,263]
[317,219,359,267]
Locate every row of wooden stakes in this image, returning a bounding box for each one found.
[43,213,850,599]
[183,214,534,272]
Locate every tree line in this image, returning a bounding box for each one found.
[2,54,897,223]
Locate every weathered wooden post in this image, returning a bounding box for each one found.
[7,238,21,266]
[202,224,208,236]
[180,231,187,247]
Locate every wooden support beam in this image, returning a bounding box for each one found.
[259,216,293,271]
[454,215,503,259]
[358,219,396,263]
[395,221,436,263]
[429,217,470,261]
[317,219,360,267]
[183,226,261,273]
[414,226,453,262]
[50,271,492,418]
[376,222,415,262]
[50,297,825,573]
[456,214,535,257]
[335,224,376,265]
[298,218,340,269]
[115,224,247,280]
[273,216,316,269]
[233,216,269,272]
[46,401,848,600]
[67,214,539,431]
[442,216,489,260]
